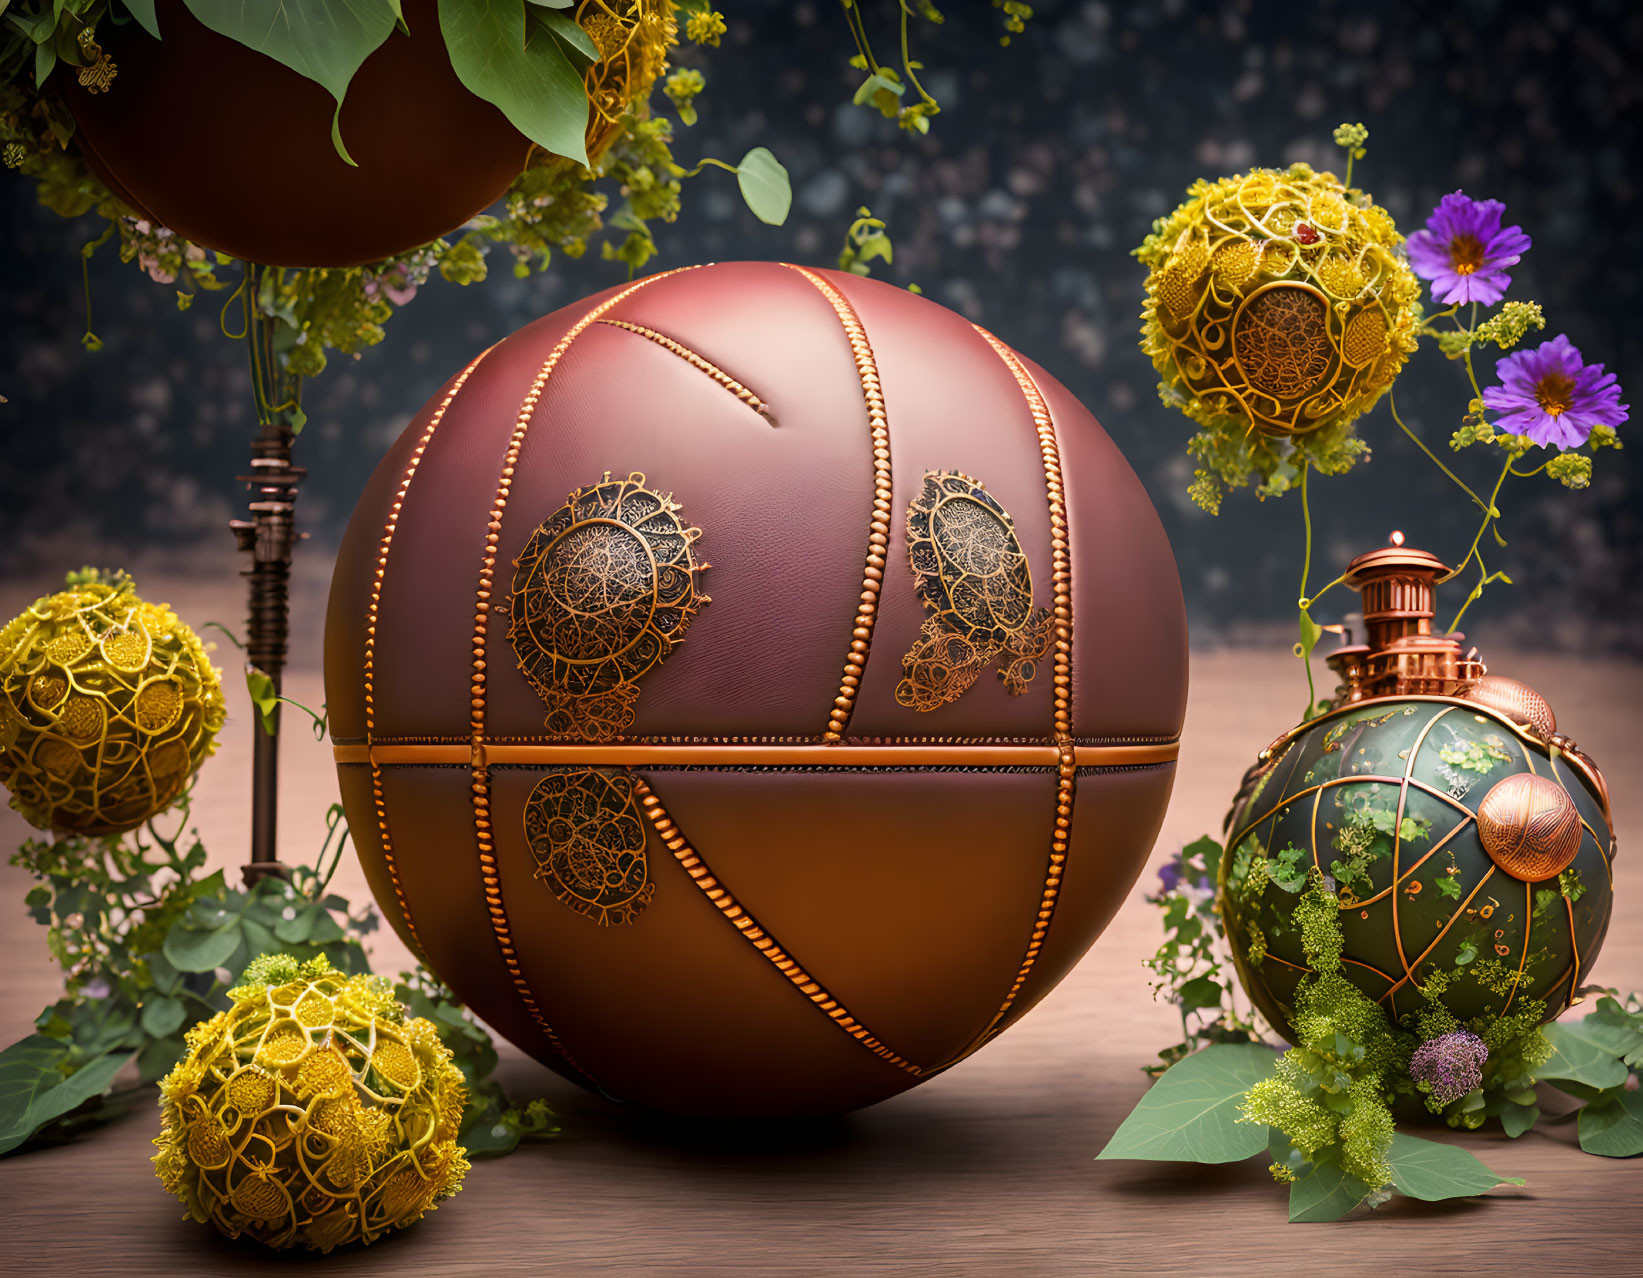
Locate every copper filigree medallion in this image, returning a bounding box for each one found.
[509,472,708,741]
[896,471,1052,711]
[523,767,654,926]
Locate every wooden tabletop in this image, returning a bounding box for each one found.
[1,586,1637,1274]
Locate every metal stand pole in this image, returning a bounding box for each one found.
[232,416,305,889]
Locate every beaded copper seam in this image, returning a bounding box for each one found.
[1389,706,1456,984]
[467,267,690,1067]
[896,471,1053,711]
[968,327,1076,1047]
[364,349,492,956]
[779,264,892,743]
[631,776,922,1076]
[596,319,774,422]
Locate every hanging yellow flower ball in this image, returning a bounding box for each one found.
[152,954,471,1254]
[0,570,225,835]
[1137,163,1422,512]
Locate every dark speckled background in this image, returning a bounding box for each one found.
[2,0,1638,650]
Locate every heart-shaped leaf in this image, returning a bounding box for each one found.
[181,0,400,163]
[1539,1021,1629,1091]
[0,1038,131,1156]
[735,147,791,226]
[438,0,589,166]
[1386,1132,1523,1200]
[1097,1043,1277,1164]
[1578,1090,1643,1158]
[1288,1161,1373,1223]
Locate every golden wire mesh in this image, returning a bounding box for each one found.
[152,956,470,1253]
[0,578,225,835]
[896,471,1052,711]
[1139,164,1421,438]
[575,0,679,166]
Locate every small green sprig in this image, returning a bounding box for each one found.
[839,1,1034,135]
[1140,836,1259,1075]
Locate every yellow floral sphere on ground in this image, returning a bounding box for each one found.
[0,572,225,835]
[1139,162,1420,439]
[153,955,471,1254]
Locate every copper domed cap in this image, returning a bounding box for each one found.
[1477,773,1582,881]
[1468,674,1557,741]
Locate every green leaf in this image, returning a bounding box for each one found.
[1288,1161,1372,1223]
[245,665,279,736]
[1578,1090,1643,1158]
[735,147,791,226]
[119,0,161,38]
[136,1035,185,1085]
[1096,1043,1276,1164]
[1386,1132,1523,1200]
[438,0,589,166]
[139,996,186,1039]
[274,909,315,944]
[1177,974,1225,1013]
[1500,1101,1539,1139]
[163,924,241,973]
[1539,1021,1630,1091]
[536,8,597,69]
[180,0,399,161]
[34,37,54,85]
[0,1038,130,1156]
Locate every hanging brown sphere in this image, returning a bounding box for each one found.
[62,0,671,266]
[324,262,1188,1116]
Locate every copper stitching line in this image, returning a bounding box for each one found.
[1564,894,1582,1007]
[1379,866,1496,1004]
[967,327,1076,1044]
[1341,812,1474,909]
[1501,878,1533,1016]
[1390,706,1457,984]
[468,268,690,1068]
[364,348,492,956]
[596,319,775,423]
[778,264,892,743]
[631,777,922,1076]
[1259,694,1550,761]
[1555,747,1615,888]
[1309,785,1324,877]
[1229,772,1471,855]
[1262,949,1398,989]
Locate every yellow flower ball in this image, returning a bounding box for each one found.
[579,0,680,163]
[152,955,471,1254]
[1139,162,1421,440]
[0,573,225,835]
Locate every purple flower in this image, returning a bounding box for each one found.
[1410,1029,1488,1107]
[1157,861,1182,894]
[1406,192,1531,306]
[1481,334,1629,450]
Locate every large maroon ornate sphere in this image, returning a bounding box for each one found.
[325,262,1188,1116]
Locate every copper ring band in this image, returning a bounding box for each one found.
[334,740,1180,768]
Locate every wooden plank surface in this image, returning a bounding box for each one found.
[0,577,1637,1274]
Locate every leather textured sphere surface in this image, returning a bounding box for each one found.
[65,0,531,266]
[325,262,1188,1116]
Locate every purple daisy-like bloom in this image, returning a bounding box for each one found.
[1410,1029,1489,1107]
[1406,191,1531,306]
[1481,333,1629,450]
